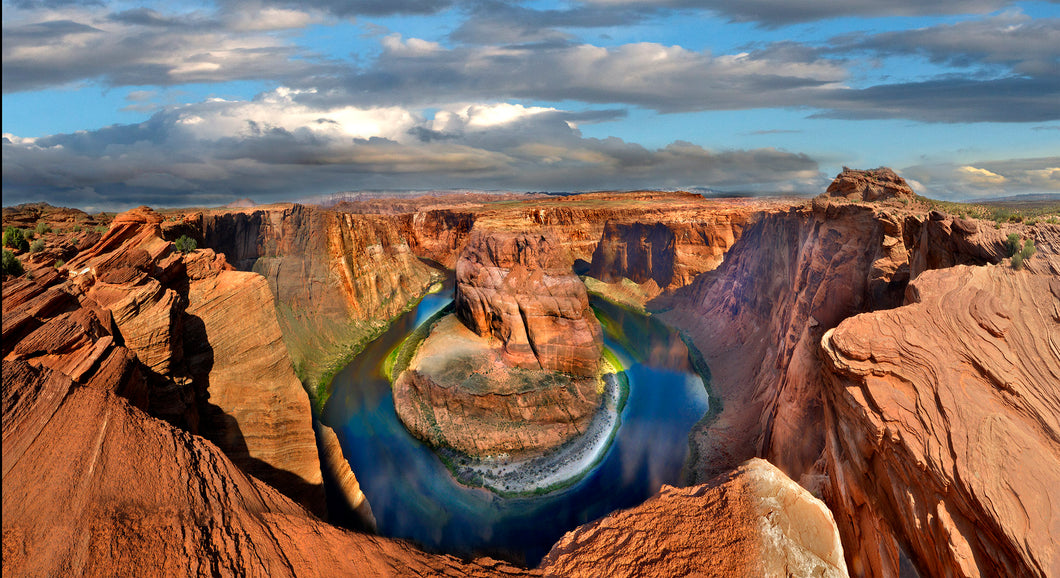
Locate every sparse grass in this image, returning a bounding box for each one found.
[34,222,51,236]
[29,238,45,253]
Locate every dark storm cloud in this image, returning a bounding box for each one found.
[576,0,1030,26]
[450,1,656,45]
[831,12,1060,77]
[817,76,1060,123]
[304,37,846,112]
[2,9,336,93]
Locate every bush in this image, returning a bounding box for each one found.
[29,238,45,253]
[1022,239,1036,259]
[1005,233,1022,257]
[174,235,197,254]
[54,259,65,269]
[2,249,24,276]
[1011,253,1024,270]
[3,227,29,252]
[94,225,108,233]
[35,222,51,236]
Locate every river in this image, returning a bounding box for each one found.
[322,287,710,566]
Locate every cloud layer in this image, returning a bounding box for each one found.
[2,91,823,209]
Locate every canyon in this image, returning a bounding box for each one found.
[3,171,1058,576]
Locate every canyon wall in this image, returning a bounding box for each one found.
[659,182,1060,577]
[202,205,442,399]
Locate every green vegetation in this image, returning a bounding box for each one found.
[29,238,45,253]
[174,235,197,254]
[94,225,108,233]
[1006,233,1022,257]
[54,259,65,269]
[1012,238,1037,270]
[34,222,51,236]
[914,194,1060,225]
[384,302,454,382]
[3,227,29,252]
[2,249,24,276]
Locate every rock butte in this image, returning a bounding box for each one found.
[393,229,606,458]
[3,172,1058,576]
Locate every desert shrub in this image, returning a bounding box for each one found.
[1022,239,1036,259]
[174,234,197,254]
[2,249,24,276]
[1005,233,1022,257]
[94,225,108,233]
[35,222,51,235]
[3,227,29,252]
[54,259,65,268]
[29,238,45,253]
[71,225,83,233]
[1011,253,1024,270]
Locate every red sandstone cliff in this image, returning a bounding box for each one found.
[821,266,1060,577]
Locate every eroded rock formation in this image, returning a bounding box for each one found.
[454,229,603,376]
[822,167,915,202]
[821,266,1060,577]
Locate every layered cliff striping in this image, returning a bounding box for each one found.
[46,207,328,515]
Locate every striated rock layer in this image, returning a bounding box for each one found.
[455,229,603,376]
[821,266,1060,577]
[58,206,326,514]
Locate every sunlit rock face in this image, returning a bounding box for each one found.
[541,458,849,578]
[454,228,603,377]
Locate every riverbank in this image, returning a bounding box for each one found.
[445,370,626,495]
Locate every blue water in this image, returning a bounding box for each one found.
[322,292,709,566]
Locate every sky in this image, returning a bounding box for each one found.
[2,0,1059,211]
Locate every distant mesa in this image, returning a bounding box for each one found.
[225,198,257,208]
[821,166,914,202]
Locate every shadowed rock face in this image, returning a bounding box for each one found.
[660,171,1060,578]
[455,229,603,376]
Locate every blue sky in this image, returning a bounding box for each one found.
[3,0,1058,210]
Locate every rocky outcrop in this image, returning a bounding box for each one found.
[821,167,915,202]
[393,315,602,456]
[2,270,148,409]
[1,360,531,578]
[541,458,848,578]
[455,229,603,376]
[660,169,1060,577]
[821,266,1060,578]
[60,206,326,514]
